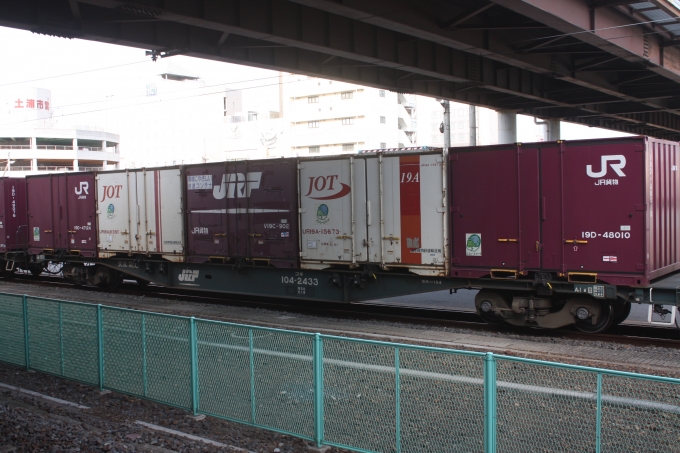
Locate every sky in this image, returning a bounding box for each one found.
[0,25,630,149]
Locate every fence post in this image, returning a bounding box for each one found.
[313,333,325,448]
[22,295,30,371]
[142,314,148,398]
[395,347,401,453]
[97,305,104,390]
[596,373,602,453]
[484,352,497,453]
[190,317,199,415]
[58,303,64,376]
[249,329,256,425]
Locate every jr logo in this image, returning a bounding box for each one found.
[74,182,89,195]
[213,172,262,199]
[178,269,199,282]
[305,175,351,200]
[100,185,123,202]
[586,155,626,178]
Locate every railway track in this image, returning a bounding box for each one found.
[3,272,679,351]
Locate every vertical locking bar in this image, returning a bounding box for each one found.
[484,352,497,453]
[190,317,199,415]
[249,329,256,424]
[23,295,30,371]
[596,373,602,453]
[97,305,104,390]
[313,333,325,447]
[395,347,401,453]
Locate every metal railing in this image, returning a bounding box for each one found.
[0,145,30,150]
[36,166,73,171]
[0,292,678,453]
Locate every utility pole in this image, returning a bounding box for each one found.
[469,105,477,146]
[439,100,450,149]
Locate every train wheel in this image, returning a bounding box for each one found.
[475,290,507,325]
[136,278,149,288]
[612,301,632,326]
[574,300,614,333]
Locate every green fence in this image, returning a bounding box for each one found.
[0,292,679,453]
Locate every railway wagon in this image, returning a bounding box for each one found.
[298,150,448,276]
[26,173,97,259]
[184,159,299,268]
[450,136,680,332]
[0,178,27,256]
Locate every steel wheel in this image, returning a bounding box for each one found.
[574,300,614,333]
[612,301,631,326]
[475,291,507,325]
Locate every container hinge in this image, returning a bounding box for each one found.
[147,231,156,236]
[214,233,227,237]
[44,230,53,233]
[436,207,446,213]
[121,230,129,235]
[299,208,306,213]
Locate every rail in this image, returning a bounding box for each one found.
[0,292,677,453]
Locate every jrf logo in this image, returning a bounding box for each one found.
[75,181,89,195]
[213,172,262,199]
[586,155,626,178]
[304,175,351,200]
[178,269,199,282]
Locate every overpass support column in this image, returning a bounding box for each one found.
[497,110,517,144]
[547,119,561,141]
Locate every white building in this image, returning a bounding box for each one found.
[0,88,120,174]
[222,73,499,158]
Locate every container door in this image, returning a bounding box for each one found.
[451,147,540,272]
[55,176,69,250]
[545,141,645,275]
[247,160,296,261]
[299,158,356,264]
[66,174,96,255]
[225,161,248,259]
[97,172,131,253]
[186,163,229,260]
[27,177,54,251]
[154,168,183,256]
[364,157,382,262]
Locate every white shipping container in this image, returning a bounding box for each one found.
[97,168,185,261]
[299,151,447,276]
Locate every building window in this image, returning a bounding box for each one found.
[431,111,437,119]
[380,142,386,149]
[380,116,386,124]
[458,121,465,129]
[459,133,466,142]
[342,144,354,152]
[431,135,437,143]
[309,146,320,154]
[309,121,319,128]
[308,96,319,104]
[342,118,354,125]
[248,112,258,122]
[379,90,385,97]
[459,109,465,117]
[341,92,353,100]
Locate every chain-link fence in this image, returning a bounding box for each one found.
[1,292,679,453]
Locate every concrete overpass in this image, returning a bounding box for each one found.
[3,0,680,140]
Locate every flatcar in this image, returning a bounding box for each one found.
[2,137,679,333]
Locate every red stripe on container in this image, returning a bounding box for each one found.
[399,155,422,264]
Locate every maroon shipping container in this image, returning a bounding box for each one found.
[185,159,298,268]
[0,178,28,252]
[450,136,680,287]
[27,173,97,257]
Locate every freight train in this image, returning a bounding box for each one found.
[1,136,679,333]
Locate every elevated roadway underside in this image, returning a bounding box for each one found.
[4,0,680,138]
